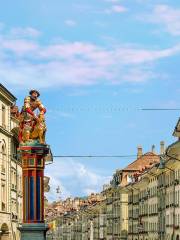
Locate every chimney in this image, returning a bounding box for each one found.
[152,144,155,153]
[137,145,143,158]
[160,141,165,154]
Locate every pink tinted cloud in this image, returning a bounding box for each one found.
[1,39,38,55]
[111,5,127,13]
[0,25,180,89]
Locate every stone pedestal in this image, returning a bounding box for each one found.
[18,223,49,240]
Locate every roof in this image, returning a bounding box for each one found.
[0,84,17,102]
[124,152,160,171]
[173,117,180,137]
[121,152,160,187]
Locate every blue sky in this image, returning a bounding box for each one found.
[1,0,180,201]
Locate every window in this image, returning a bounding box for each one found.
[11,170,16,190]
[11,170,14,188]
[1,183,6,211]
[11,141,18,160]
[2,104,6,127]
[2,145,6,173]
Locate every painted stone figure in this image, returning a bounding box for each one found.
[18,90,52,240]
[18,89,46,144]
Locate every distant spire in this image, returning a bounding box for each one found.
[151,144,155,153]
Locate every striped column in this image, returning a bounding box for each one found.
[18,145,49,224]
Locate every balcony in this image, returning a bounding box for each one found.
[149,212,158,216]
[139,213,148,217]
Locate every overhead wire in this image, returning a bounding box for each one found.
[49,107,180,112]
[2,106,180,111]
[52,153,164,158]
[52,155,137,158]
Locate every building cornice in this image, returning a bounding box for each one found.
[0,126,12,137]
[0,211,11,215]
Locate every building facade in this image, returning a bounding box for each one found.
[126,141,180,240]
[0,84,22,240]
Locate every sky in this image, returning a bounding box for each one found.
[0,0,180,201]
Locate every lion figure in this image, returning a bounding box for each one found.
[31,113,47,144]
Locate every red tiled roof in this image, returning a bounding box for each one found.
[124,152,159,171]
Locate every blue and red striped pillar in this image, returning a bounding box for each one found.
[18,145,49,224]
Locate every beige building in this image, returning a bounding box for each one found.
[126,139,180,240]
[0,84,22,240]
[106,146,159,240]
[162,139,180,240]
[127,165,159,240]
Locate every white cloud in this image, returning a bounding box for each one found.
[10,27,41,38]
[65,19,77,27]
[45,174,71,202]
[45,158,111,201]
[111,5,127,13]
[47,109,75,119]
[121,67,155,83]
[105,4,127,14]
[144,4,180,36]
[0,25,180,89]
[67,89,89,96]
[105,0,120,2]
